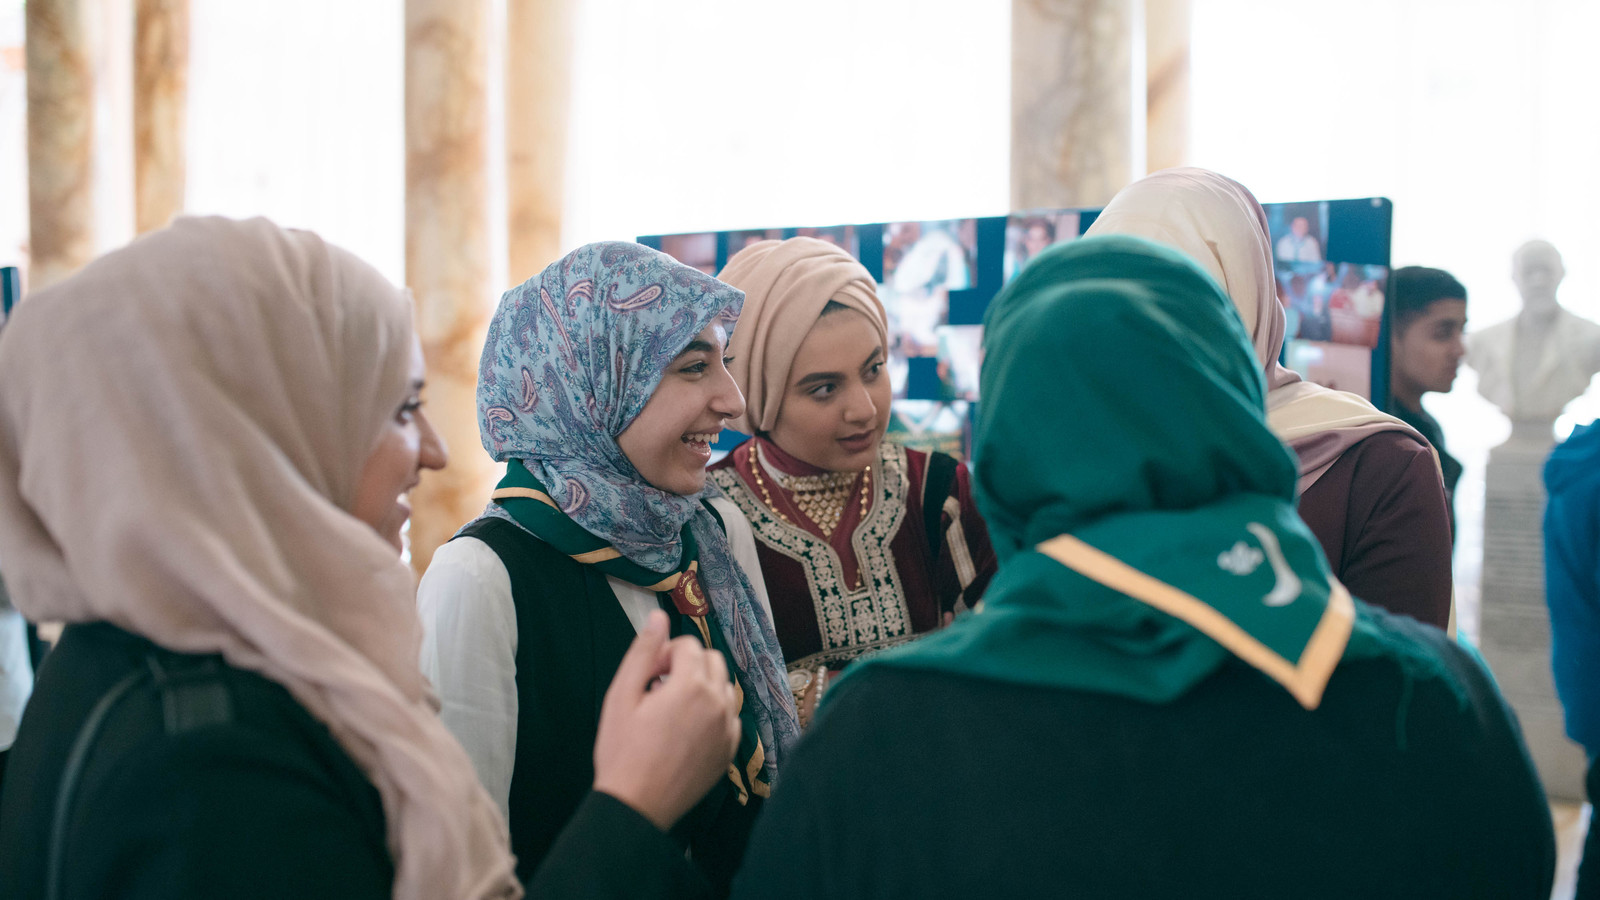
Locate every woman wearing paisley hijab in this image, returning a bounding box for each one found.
[707,237,997,727]
[1085,168,1453,629]
[732,237,1552,900]
[418,242,797,894]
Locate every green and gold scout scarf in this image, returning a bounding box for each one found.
[494,459,769,800]
[831,236,1446,710]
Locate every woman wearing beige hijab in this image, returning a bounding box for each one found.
[708,237,998,726]
[1086,168,1453,628]
[0,217,740,900]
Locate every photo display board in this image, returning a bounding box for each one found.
[642,197,1393,459]
[0,267,19,332]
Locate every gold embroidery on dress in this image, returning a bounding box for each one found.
[712,443,913,672]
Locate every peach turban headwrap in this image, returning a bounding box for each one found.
[717,237,889,435]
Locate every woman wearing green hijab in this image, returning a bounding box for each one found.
[730,236,1553,899]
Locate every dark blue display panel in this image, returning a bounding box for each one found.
[643,195,1394,457]
[0,267,19,331]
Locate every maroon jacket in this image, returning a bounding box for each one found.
[1298,431,1453,629]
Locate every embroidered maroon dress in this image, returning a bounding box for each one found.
[708,437,997,696]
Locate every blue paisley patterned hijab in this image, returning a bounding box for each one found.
[476,240,799,773]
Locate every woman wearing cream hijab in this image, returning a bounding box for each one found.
[709,237,998,726]
[1086,168,1453,628]
[0,217,739,899]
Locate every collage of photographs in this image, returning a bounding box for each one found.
[1267,201,1389,399]
[645,198,1390,460]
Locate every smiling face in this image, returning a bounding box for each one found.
[617,321,745,495]
[766,308,892,473]
[350,339,449,552]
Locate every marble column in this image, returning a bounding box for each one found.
[1144,0,1190,174]
[405,0,495,574]
[133,0,188,234]
[26,0,95,291]
[1010,0,1139,210]
[505,0,573,284]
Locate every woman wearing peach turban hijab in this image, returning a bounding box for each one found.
[708,237,997,726]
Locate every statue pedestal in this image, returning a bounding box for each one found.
[1478,420,1588,801]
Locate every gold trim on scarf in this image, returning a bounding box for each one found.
[492,486,706,571]
[746,737,767,795]
[716,677,772,802]
[1035,533,1354,711]
[491,486,560,508]
[645,560,697,593]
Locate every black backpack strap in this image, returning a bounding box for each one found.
[922,451,960,565]
[48,667,149,900]
[48,651,234,900]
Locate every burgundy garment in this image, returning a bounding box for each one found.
[741,438,875,589]
[1296,430,1453,629]
[709,439,997,673]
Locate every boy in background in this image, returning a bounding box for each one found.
[1388,266,1467,522]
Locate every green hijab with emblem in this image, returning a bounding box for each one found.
[829,235,1446,710]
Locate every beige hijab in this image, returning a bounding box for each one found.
[0,217,519,900]
[1085,168,1429,493]
[717,237,889,435]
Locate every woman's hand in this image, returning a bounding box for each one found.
[592,610,741,831]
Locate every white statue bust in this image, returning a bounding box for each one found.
[1466,240,1600,426]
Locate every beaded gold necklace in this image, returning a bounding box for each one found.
[750,440,871,539]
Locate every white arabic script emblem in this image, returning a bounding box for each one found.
[1218,524,1302,608]
[1217,542,1263,576]
[1245,523,1301,607]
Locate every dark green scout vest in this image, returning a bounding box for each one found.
[455,517,761,894]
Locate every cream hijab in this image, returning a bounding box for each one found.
[0,217,519,900]
[1085,168,1429,493]
[717,237,889,435]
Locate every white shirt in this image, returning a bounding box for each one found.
[416,497,771,822]
[0,573,33,752]
[1275,233,1322,264]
